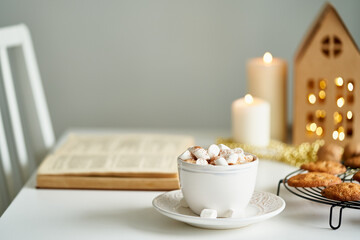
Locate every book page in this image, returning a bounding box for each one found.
[38,134,194,177]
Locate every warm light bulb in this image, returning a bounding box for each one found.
[316,127,323,136]
[347,111,353,120]
[333,112,342,123]
[319,90,326,99]
[337,97,345,108]
[339,132,345,141]
[348,82,354,92]
[309,123,317,132]
[316,110,326,119]
[308,94,316,104]
[263,52,273,64]
[321,110,326,118]
[244,94,254,104]
[332,131,339,140]
[338,126,344,133]
[335,77,344,87]
[319,80,327,89]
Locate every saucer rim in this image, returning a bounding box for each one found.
[152,190,286,224]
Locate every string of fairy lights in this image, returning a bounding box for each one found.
[217,138,324,167]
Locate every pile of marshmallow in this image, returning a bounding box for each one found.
[178,144,254,166]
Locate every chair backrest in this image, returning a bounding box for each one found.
[0,24,55,215]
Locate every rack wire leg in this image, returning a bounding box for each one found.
[277,179,283,196]
[329,205,344,230]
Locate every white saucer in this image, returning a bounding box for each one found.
[152,190,285,229]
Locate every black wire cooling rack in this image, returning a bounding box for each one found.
[277,168,360,230]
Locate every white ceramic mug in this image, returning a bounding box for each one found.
[177,155,258,217]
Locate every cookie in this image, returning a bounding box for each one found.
[300,160,346,175]
[343,142,360,160]
[287,172,341,187]
[317,144,343,162]
[353,171,360,182]
[321,182,360,201]
[344,156,360,168]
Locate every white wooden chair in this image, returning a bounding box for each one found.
[0,24,55,215]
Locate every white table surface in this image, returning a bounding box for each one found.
[0,129,359,239]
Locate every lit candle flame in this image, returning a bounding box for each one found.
[263,52,273,64]
[244,94,254,104]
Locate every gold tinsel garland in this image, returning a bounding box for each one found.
[216,138,325,167]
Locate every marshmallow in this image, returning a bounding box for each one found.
[207,144,220,158]
[245,155,254,162]
[226,153,238,164]
[219,149,232,159]
[196,158,209,165]
[190,146,210,160]
[215,157,228,166]
[179,145,254,166]
[180,198,189,208]
[233,148,245,156]
[178,150,193,160]
[218,144,230,150]
[223,209,240,218]
[184,159,196,164]
[200,209,217,218]
[238,154,246,163]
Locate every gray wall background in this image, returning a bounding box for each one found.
[0,0,359,138]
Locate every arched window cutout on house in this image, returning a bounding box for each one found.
[321,35,342,58]
[321,35,330,57]
[334,36,342,57]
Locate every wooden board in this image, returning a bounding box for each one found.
[37,175,180,191]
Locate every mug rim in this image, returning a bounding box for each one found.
[178,153,258,173]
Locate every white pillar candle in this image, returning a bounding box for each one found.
[232,94,270,147]
[247,52,287,142]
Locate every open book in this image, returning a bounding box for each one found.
[37,134,194,190]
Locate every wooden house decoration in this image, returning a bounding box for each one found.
[293,3,360,146]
